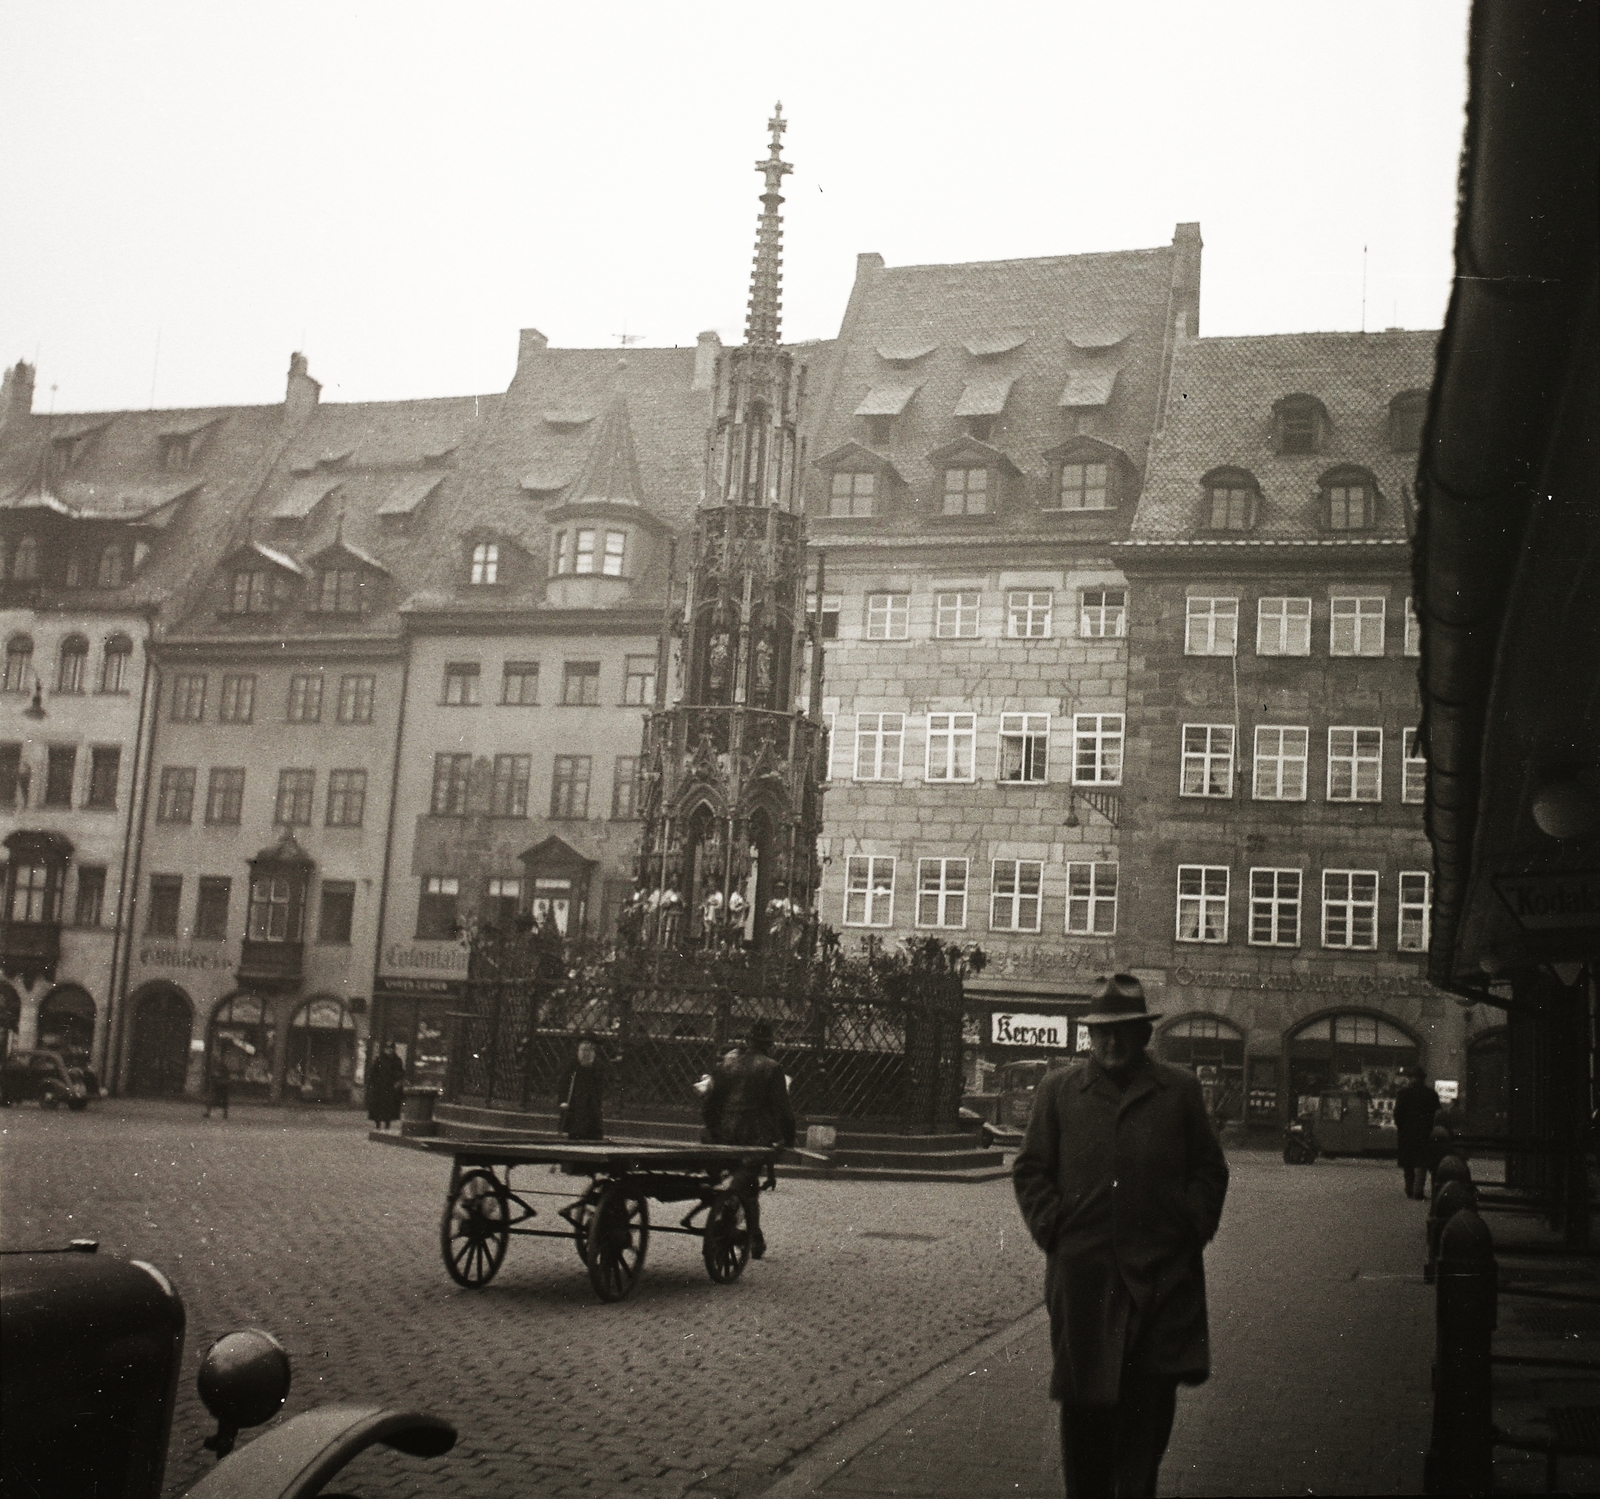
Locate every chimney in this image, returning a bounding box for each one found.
[518,327,549,372]
[284,352,320,426]
[856,252,885,276]
[1171,223,1203,339]
[1,360,35,432]
[693,330,722,391]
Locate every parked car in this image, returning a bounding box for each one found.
[964,1056,1073,1147]
[0,1049,97,1110]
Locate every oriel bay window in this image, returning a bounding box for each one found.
[248,873,300,942]
[998,714,1049,783]
[917,859,968,928]
[10,862,61,923]
[990,860,1042,933]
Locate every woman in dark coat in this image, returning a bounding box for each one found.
[365,1042,407,1131]
[557,1039,608,1140]
[1393,1067,1441,1198]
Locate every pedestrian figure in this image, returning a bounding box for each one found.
[1394,1066,1441,1199]
[1014,974,1229,1499]
[365,1041,406,1131]
[702,1019,795,1260]
[557,1038,609,1141]
[203,1044,231,1120]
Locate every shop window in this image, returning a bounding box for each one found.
[854,713,904,781]
[990,859,1042,933]
[1066,861,1118,935]
[74,867,106,928]
[843,855,895,927]
[209,997,277,1095]
[416,875,460,939]
[1180,724,1234,797]
[1288,1013,1418,1117]
[1079,588,1126,638]
[925,712,976,783]
[1157,1016,1246,1121]
[57,635,88,694]
[286,673,323,723]
[1007,591,1052,639]
[337,674,374,723]
[1327,727,1383,802]
[147,874,182,937]
[1176,865,1229,943]
[1185,597,1238,656]
[1256,597,1311,656]
[326,769,366,827]
[195,877,231,940]
[1253,726,1309,801]
[287,999,355,1103]
[220,674,256,723]
[157,766,195,824]
[317,881,356,943]
[1249,868,1301,946]
[205,768,245,825]
[917,858,968,928]
[998,713,1049,783]
[867,592,910,640]
[1072,714,1123,785]
[501,662,539,705]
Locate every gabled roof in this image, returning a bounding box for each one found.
[927,435,1022,476]
[309,536,390,576]
[811,440,908,485]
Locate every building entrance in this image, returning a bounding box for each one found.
[288,997,356,1103]
[1287,1012,1419,1125]
[209,995,277,1099]
[1157,1014,1245,1121]
[127,985,193,1097]
[37,985,95,1065]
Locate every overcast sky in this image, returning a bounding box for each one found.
[1,0,1470,414]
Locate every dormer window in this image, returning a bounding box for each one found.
[470,543,499,585]
[1202,469,1260,532]
[1322,469,1377,531]
[231,568,274,615]
[1273,395,1329,455]
[829,471,875,518]
[1043,439,1128,514]
[315,567,366,614]
[96,545,125,588]
[942,466,989,516]
[1388,390,1427,453]
[1057,462,1110,511]
[553,529,625,576]
[866,417,893,447]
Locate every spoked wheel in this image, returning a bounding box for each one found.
[440,1169,510,1288]
[567,1184,602,1265]
[702,1190,751,1285]
[585,1182,649,1302]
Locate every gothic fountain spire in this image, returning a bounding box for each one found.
[744,102,792,349]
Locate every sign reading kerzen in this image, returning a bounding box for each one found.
[992,1012,1070,1047]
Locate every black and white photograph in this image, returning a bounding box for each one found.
[2,2,1597,1495]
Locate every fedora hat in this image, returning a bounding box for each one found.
[1081,973,1162,1027]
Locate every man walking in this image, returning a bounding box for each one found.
[1014,974,1229,1499]
[1394,1066,1442,1199]
[702,1019,794,1259]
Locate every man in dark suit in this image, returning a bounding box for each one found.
[1014,974,1229,1498]
[702,1019,795,1259]
[1394,1066,1442,1198]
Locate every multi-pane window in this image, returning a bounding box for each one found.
[205,768,245,825]
[830,471,875,517]
[1007,591,1052,638]
[1398,871,1431,953]
[990,860,1043,932]
[854,713,904,781]
[1056,462,1110,510]
[843,855,895,927]
[611,756,641,820]
[10,864,56,923]
[1325,482,1374,530]
[1279,400,1320,454]
[1253,726,1309,801]
[1060,862,1113,935]
[1249,868,1301,947]
[1330,597,1386,656]
[326,769,367,827]
[1207,485,1254,531]
[601,531,626,576]
[1185,597,1238,656]
[430,753,470,816]
[998,714,1049,783]
[317,881,356,943]
[171,673,206,722]
[220,674,256,723]
[316,568,365,614]
[482,876,522,928]
[44,746,76,806]
[1327,727,1383,802]
[866,593,910,640]
[1180,725,1234,797]
[274,769,314,826]
[337,674,375,723]
[1403,729,1427,805]
[1079,588,1127,638]
[1322,870,1379,949]
[562,661,600,705]
[416,875,460,939]
[146,875,182,938]
[100,637,132,693]
[1404,598,1422,657]
[1176,865,1229,943]
[248,875,297,942]
[806,594,842,639]
[73,867,106,927]
[942,467,989,516]
[935,591,980,639]
[442,662,480,706]
[195,877,231,940]
[230,569,272,614]
[925,712,977,782]
[501,662,539,705]
[470,543,499,585]
[550,755,592,819]
[86,747,120,809]
[156,766,195,824]
[917,858,968,928]
[623,654,657,706]
[2,636,32,693]
[57,636,88,693]
[1256,597,1312,656]
[573,531,598,574]
[1072,714,1123,785]
[489,755,531,817]
[286,674,323,723]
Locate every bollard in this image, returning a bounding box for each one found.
[1426,1177,1474,1284]
[399,1085,442,1138]
[1423,1207,1496,1495]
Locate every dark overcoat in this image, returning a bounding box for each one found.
[703,1052,796,1148]
[364,1051,406,1123]
[1393,1078,1441,1168]
[557,1058,607,1140]
[1013,1057,1229,1406]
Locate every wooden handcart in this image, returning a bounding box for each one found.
[418,1139,778,1302]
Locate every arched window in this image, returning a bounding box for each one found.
[1387,389,1427,453]
[2,635,33,693]
[100,633,133,693]
[57,635,89,694]
[470,542,499,585]
[1272,394,1329,456]
[96,544,125,588]
[1320,466,1379,531]
[11,535,38,581]
[1201,467,1259,532]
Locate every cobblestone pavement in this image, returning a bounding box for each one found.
[2,1103,1440,1497]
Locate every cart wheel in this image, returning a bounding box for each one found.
[586,1183,649,1302]
[702,1191,751,1285]
[570,1184,602,1265]
[440,1169,510,1289]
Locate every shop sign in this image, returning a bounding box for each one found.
[373,975,464,1001]
[1493,871,1600,930]
[992,1011,1071,1047]
[137,945,235,973]
[381,942,468,976]
[1170,966,1436,999]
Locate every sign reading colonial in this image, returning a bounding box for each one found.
[992,1011,1071,1048]
[1493,871,1600,930]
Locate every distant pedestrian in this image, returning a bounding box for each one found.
[203,1046,231,1120]
[1394,1066,1441,1199]
[365,1041,406,1131]
[1014,974,1229,1499]
[702,1020,795,1260]
[557,1038,608,1140]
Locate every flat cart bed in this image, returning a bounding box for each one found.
[418,1137,779,1302]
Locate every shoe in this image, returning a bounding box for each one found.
[751,1232,767,1260]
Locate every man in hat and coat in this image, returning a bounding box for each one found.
[702,1019,795,1260]
[1394,1066,1442,1198]
[1014,974,1229,1498]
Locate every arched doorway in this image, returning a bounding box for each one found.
[127,984,194,1097]
[1466,1027,1510,1136]
[0,981,20,1060]
[1157,1014,1245,1121]
[37,985,96,1064]
[209,995,277,1099]
[1286,1011,1420,1122]
[288,997,355,1103]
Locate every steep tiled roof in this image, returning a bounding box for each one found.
[1130,329,1439,541]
